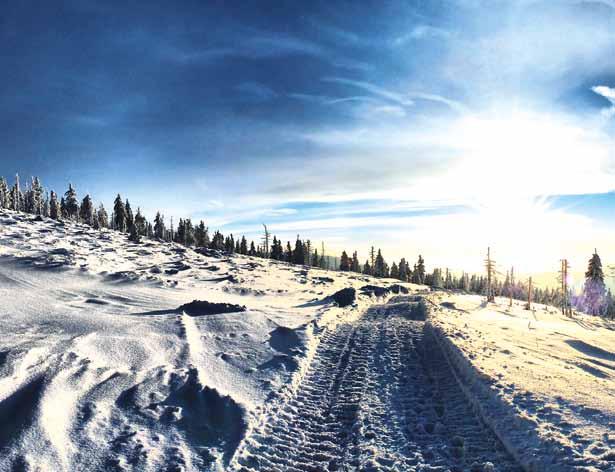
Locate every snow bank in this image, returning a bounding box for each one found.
[428,292,615,470]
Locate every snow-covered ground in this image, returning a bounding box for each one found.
[1,210,613,471]
[0,210,383,471]
[430,293,615,470]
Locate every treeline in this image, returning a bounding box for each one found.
[3,174,614,318]
[335,246,613,314]
[0,174,337,268]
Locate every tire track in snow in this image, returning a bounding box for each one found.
[232,296,523,472]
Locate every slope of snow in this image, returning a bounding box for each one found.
[2,209,613,471]
[0,210,393,471]
[429,293,615,470]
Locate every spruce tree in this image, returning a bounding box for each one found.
[80,194,94,225]
[175,218,186,244]
[414,255,426,284]
[240,236,248,255]
[431,268,443,288]
[63,184,79,220]
[125,200,134,231]
[113,195,127,232]
[351,251,360,272]
[154,212,165,239]
[128,223,141,243]
[10,174,23,211]
[185,219,195,245]
[363,260,372,275]
[97,204,109,228]
[374,249,386,277]
[29,177,44,215]
[134,208,147,235]
[293,236,305,265]
[42,192,50,217]
[60,197,67,218]
[249,241,257,256]
[339,251,351,271]
[0,177,8,208]
[580,250,607,315]
[390,262,399,279]
[195,220,208,247]
[49,191,61,220]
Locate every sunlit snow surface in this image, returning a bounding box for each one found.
[1,210,614,471]
[0,211,377,471]
[430,293,615,468]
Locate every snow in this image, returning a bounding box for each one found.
[0,210,386,471]
[429,292,615,469]
[1,209,613,471]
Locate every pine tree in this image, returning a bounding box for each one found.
[128,223,141,243]
[92,209,100,229]
[369,246,376,276]
[580,250,607,315]
[30,177,44,215]
[184,219,195,246]
[249,241,257,256]
[339,251,351,271]
[374,249,386,278]
[134,208,147,235]
[60,197,67,218]
[305,240,312,266]
[10,174,23,211]
[363,260,372,275]
[240,236,248,255]
[285,241,293,263]
[97,204,109,228]
[63,184,79,220]
[42,192,50,217]
[293,236,305,265]
[113,195,127,232]
[0,177,8,208]
[431,268,443,288]
[195,220,208,247]
[390,262,399,279]
[398,258,409,281]
[49,191,61,220]
[413,255,426,284]
[154,212,165,239]
[80,194,94,225]
[351,251,360,272]
[125,200,134,231]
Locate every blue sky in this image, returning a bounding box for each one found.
[2,0,615,277]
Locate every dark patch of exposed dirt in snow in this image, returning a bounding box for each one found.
[232,296,522,472]
[178,300,247,317]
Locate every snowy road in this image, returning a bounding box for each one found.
[233,296,522,471]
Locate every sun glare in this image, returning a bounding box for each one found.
[446,110,613,203]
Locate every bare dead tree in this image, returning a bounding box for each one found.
[262,223,270,258]
[485,247,496,302]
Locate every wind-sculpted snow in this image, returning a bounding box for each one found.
[4,210,609,470]
[0,210,398,471]
[232,296,521,471]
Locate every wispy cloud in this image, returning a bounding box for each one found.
[407,92,468,114]
[392,25,452,45]
[592,85,615,118]
[323,77,415,107]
